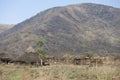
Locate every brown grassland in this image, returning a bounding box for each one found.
[0,61,120,80]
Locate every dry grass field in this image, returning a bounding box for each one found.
[0,62,120,80]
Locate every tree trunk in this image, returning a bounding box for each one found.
[40,59,43,66]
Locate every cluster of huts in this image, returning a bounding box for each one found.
[0,52,113,66]
[0,46,118,66]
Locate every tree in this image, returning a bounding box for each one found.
[36,40,44,47]
[36,39,46,66]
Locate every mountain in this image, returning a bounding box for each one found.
[0,3,120,58]
[0,24,14,33]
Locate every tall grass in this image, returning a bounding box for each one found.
[0,63,120,80]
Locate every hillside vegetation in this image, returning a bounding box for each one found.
[0,3,120,57]
[0,24,14,33]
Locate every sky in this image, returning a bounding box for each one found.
[0,0,120,24]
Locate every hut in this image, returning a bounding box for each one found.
[88,56,104,66]
[0,52,12,64]
[45,56,55,65]
[15,52,42,65]
[73,55,89,65]
[14,46,42,64]
[14,46,49,66]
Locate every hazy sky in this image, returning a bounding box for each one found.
[0,0,120,24]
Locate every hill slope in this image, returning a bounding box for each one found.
[0,24,14,33]
[0,3,120,57]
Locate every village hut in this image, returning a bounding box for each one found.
[73,54,95,65]
[15,52,41,64]
[14,46,42,64]
[0,52,12,64]
[45,55,55,64]
[73,55,88,65]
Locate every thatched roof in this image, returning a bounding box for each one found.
[72,55,87,59]
[0,52,11,59]
[15,52,41,63]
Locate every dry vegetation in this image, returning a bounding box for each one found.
[0,61,120,80]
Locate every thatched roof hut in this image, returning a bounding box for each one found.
[15,52,41,63]
[0,52,12,63]
[0,52,12,59]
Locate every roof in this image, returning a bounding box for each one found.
[0,53,12,59]
[15,52,41,63]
